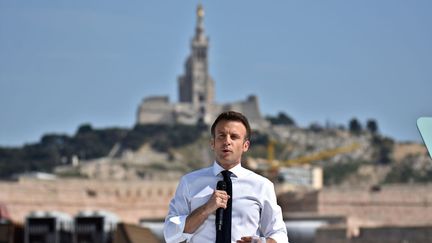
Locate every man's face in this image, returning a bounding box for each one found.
[211,120,250,170]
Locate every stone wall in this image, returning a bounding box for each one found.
[279,184,432,226]
[279,184,432,243]
[315,225,432,243]
[137,96,176,125]
[137,95,269,131]
[278,189,319,212]
[0,179,178,224]
[318,184,432,226]
[351,226,432,243]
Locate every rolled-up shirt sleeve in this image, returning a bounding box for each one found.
[259,182,289,243]
[164,177,194,243]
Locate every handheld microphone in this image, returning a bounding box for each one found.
[216,180,227,231]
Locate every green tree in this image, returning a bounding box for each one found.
[76,123,93,134]
[267,112,296,126]
[366,119,379,134]
[371,135,394,164]
[349,118,362,134]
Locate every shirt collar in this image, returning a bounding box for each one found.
[212,161,249,178]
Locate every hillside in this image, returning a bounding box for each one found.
[1,116,431,185]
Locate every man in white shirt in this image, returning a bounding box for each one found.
[164,111,288,243]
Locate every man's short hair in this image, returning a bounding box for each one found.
[211,111,251,140]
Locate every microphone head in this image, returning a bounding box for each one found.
[216,180,226,191]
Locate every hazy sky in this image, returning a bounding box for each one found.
[1,0,431,146]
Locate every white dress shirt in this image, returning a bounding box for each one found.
[164,162,288,243]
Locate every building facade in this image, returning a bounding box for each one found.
[137,5,268,130]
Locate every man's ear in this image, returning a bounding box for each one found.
[243,140,250,152]
[210,138,215,150]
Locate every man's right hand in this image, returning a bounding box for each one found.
[184,189,230,234]
[205,189,230,213]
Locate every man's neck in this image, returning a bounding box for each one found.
[215,161,241,170]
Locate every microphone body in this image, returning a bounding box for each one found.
[216,180,226,231]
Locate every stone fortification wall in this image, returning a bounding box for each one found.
[137,95,268,131]
[315,225,432,243]
[278,189,319,212]
[221,95,269,131]
[0,179,178,224]
[279,184,432,242]
[137,96,176,124]
[318,184,432,226]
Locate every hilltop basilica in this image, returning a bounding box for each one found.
[136,5,268,130]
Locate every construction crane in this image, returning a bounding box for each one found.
[265,140,361,187]
[267,141,361,171]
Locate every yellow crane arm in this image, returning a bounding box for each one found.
[283,143,361,166]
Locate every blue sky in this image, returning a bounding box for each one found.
[1,0,431,146]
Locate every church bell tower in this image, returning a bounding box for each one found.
[178,4,215,120]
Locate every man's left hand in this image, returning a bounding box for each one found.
[237,236,277,243]
[236,236,261,243]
